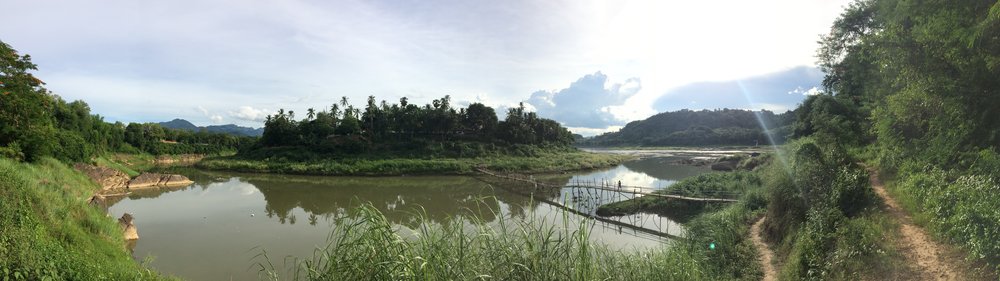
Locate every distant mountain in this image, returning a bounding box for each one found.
[203,124,264,137]
[159,119,200,131]
[580,109,795,147]
[158,119,263,137]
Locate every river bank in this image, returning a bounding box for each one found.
[195,150,630,176]
[0,158,172,280]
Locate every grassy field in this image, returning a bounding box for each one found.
[197,150,629,176]
[0,158,171,280]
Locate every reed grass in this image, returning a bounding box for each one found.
[258,192,766,281]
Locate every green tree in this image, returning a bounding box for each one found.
[0,40,57,161]
[463,103,498,138]
[335,114,361,136]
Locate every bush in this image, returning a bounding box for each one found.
[899,167,1000,269]
[760,138,896,279]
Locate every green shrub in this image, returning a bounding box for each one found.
[737,153,772,171]
[899,167,1000,270]
[762,154,805,243]
[760,138,897,279]
[0,143,24,161]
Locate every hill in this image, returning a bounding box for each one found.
[158,118,263,137]
[581,109,794,147]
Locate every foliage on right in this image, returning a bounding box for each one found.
[795,0,1000,274]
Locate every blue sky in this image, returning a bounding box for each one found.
[1,0,849,135]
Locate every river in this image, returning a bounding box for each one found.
[108,153,716,281]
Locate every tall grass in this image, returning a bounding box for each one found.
[0,158,171,280]
[94,155,142,177]
[260,189,767,280]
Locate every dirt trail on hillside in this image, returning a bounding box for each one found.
[868,168,963,280]
[750,216,777,281]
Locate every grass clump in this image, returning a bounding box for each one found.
[0,158,170,280]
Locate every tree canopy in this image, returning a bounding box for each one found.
[256,96,574,154]
[798,0,1000,168]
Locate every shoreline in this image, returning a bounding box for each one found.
[193,150,632,177]
[189,145,775,177]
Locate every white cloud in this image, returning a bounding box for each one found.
[567,126,624,137]
[789,86,822,96]
[210,115,224,123]
[751,103,792,112]
[230,106,272,122]
[525,72,640,129]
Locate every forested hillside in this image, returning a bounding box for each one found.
[582,109,794,146]
[0,40,253,162]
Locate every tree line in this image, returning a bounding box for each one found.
[0,40,252,162]
[257,95,574,151]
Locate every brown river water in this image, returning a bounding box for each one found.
[109,153,719,280]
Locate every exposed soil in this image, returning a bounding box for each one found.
[751,215,777,281]
[867,168,965,280]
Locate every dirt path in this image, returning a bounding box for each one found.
[750,216,777,281]
[867,168,963,280]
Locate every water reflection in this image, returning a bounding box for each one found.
[110,158,711,281]
[247,175,516,228]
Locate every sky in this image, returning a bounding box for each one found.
[2,0,851,136]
